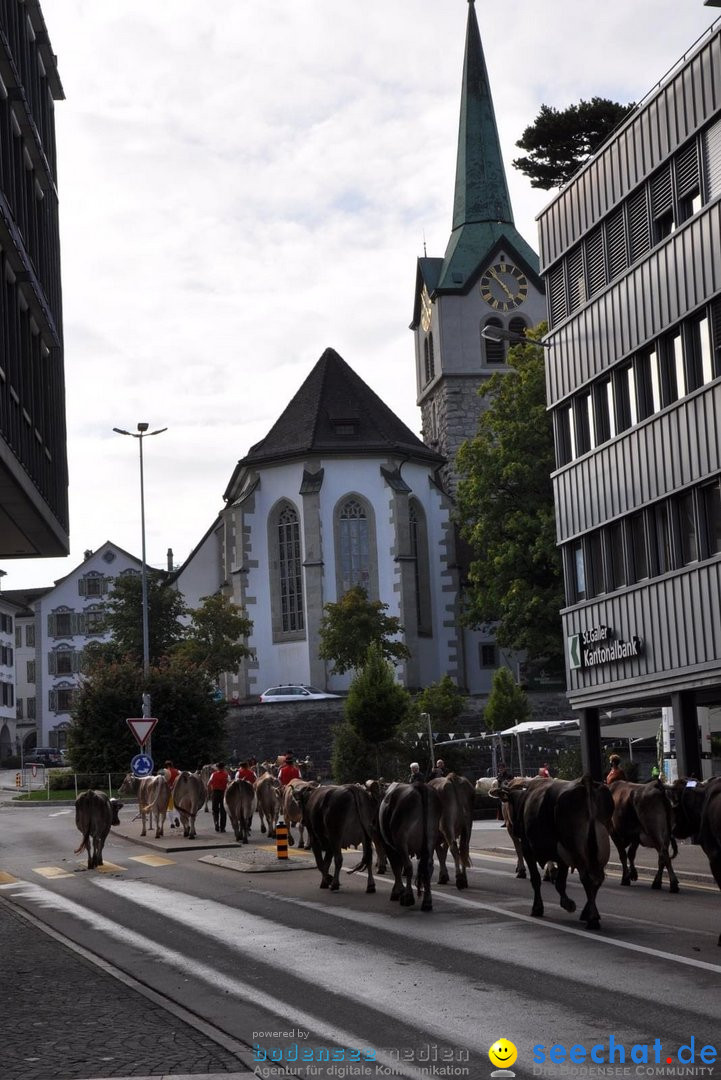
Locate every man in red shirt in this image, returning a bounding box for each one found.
[235,761,257,784]
[208,762,231,832]
[277,755,301,788]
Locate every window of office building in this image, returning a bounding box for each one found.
[650,503,672,576]
[628,513,648,582]
[573,542,586,601]
[605,522,626,591]
[702,479,721,556]
[675,492,699,565]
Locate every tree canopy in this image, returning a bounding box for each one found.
[66,656,227,772]
[318,586,411,675]
[172,593,252,680]
[344,642,411,745]
[456,327,565,672]
[483,666,531,734]
[413,674,466,726]
[100,572,186,665]
[513,97,634,189]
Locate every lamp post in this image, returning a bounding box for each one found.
[481,325,552,349]
[113,423,167,733]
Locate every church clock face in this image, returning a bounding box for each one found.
[480,261,528,312]
[420,285,433,332]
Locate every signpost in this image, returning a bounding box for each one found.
[126,717,158,748]
[131,752,154,777]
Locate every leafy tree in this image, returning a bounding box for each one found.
[330,720,409,785]
[99,572,187,665]
[344,642,411,745]
[513,97,634,189]
[66,655,227,772]
[318,586,411,674]
[414,674,466,726]
[456,328,565,670]
[483,666,530,734]
[172,593,253,680]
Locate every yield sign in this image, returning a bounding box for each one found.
[126,717,158,748]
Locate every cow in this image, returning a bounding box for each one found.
[378,781,441,911]
[300,783,377,893]
[255,772,281,839]
[669,778,721,945]
[118,773,169,838]
[346,780,388,877]
[428,772,474,889]
[199,763,216,813]
[74,790,123,870]
[173,771,206,839]
[609,779,679,892]
[499,777,558,882]
[282,778,318,848]
[497,775,613,930]
[225,779,255,844]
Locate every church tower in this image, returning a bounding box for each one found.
[411,0,546,494]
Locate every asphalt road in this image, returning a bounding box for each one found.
[1,796,721,1080]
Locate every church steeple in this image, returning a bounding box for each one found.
[435,1,539,292]
[452,0,513,232]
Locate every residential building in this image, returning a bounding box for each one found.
[539,14,721,777]
[0,0,68,557]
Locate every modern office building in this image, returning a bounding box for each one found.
[0,0,68,557]
[540,15,721,777]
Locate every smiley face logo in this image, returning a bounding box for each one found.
[489,1039,518,1069]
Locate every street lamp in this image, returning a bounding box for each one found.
[481,325,552,348]
[113,423,167,727]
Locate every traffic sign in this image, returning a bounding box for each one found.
[126,717,158,747]
[131,753,154,777]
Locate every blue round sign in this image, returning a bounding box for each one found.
[131,753,154,777]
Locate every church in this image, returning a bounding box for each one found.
[174,0,545,700]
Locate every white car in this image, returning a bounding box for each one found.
[259,685,340,703]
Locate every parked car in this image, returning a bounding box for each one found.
[259,685,340,703]
[24,747,64,767]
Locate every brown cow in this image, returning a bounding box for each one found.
[282,778,318,848]
[300,783,377,893]
[609,779,679,892]
[225,779,255,844]
[498,775,613,929]
[74,790,123,869]
[378,782,441,911]
[670,778,721,945]
[428,773,474,889]
[173,771,206,839]
[255,772,281,839]
[118,773,169,838]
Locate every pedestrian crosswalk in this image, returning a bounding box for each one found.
[0,855,175,883]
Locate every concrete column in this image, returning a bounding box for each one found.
[578,707,602,781]
[672,690,702,781]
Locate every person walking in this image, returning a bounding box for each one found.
[605,754,626,784]
[429,759,446,779]
[537,763,550,778]
[235,760,257,784]
[409,762,423,784]
[208,762,231,832]
[278,755,301,788]
[163,760,181,828]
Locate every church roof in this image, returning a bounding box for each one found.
[224,348,443,498]
[436,0,539,293]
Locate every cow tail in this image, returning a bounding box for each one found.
[74,831,90,856]
[418,784,432,891]
[583,774,599,866]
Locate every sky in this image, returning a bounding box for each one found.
[2,0,718,592]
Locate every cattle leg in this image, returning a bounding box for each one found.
[330,847,343,891]
[524,848,545,918]
[578,871,603,929]
[435,839,450,885]
[655,845,680,893]
[552,863,576,914]
[286,822,295,847]
[385,849,404,901]
[140,811,147,838]
[400,854,415,907]
[512,835,526,878]
[362,836,376,894]
[611,831,633,886]
[449,838,467,890]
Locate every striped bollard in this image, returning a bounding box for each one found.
[276,821,289,860]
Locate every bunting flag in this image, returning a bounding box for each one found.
[448,733,455,739]
[417,732,424,740]
[464,732,471,739]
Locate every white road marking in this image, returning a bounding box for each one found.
[5,878,475,1075]
[48,810,73,817]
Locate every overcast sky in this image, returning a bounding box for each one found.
[2,0,717,592]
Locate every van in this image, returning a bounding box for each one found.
[24,747,64,767]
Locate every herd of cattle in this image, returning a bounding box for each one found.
[73,768,721,944]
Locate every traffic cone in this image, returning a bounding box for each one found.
[276,821,288,860]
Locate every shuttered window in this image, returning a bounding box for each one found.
[548,264,567,327]
[567,245,585,312]
[585,227,606,296]
[628,188,651,262]
[702,116,721,201]
[606,206,628,280]
[650,165,674,240]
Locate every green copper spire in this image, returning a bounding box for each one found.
[452,0,512,229]
[436,0,539,291]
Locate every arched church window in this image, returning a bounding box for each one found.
[409,499,432,636]
[482,318,506,364]
[268,500,305,641]
[424,333,435,384]
[509,317,528,339]
[335,495,378,599]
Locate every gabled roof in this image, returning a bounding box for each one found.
[435,1,540,293]
[1,586,52,613]
[224,347,444,500]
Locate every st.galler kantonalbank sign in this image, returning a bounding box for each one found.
[568,624,643,671]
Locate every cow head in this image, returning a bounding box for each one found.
[109,798,124,826]
[667,781,705,839]
[118,774,140,796]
